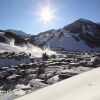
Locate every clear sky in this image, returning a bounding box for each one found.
[0,0,100,35]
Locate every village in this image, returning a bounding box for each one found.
[0,51,100,100]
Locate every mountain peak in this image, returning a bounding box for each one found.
[77,18,94,24]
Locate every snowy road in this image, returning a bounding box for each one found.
[15,67,100,100]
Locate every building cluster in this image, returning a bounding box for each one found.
[0,51,100,99]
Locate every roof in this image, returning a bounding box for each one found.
[7,74,20,80]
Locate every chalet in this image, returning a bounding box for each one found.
[47,75,60,84]
[19,64,31,69]
[59,69,79,79]
[25,68,38,75]
[15,84,31,91]
[29,79,47,89]
[27,74,37,80]
[68,62,80,67]
[6,74,20,83]
[17,69,26,77]
[79,61,87,66]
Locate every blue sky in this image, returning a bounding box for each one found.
[0,0,100,35]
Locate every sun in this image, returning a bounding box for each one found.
[36,4,56,24]
[40,6,53,22]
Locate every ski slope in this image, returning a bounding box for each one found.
[15,67,100,100]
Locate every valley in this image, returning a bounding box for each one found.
[0,51,100,100]
[0,18,100,100]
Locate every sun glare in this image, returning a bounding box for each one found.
[37,4,56,24]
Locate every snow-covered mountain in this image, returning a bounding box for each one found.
[30,18,100,51]
[0,29,55,56]
[5,29,31,39]
[0,29,31,45]
[0,18,100,52]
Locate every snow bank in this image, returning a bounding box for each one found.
[15,67,100,100]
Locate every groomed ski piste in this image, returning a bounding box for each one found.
[15,67,100,100]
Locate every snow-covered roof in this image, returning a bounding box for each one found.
[7,74,20,80]
[61,69,80,74]
[29,79,47,89]
[15,84,31,90]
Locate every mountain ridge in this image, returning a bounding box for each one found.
[0,18,100,51]
[29,18,100,51]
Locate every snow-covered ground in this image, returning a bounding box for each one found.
[0,89,26,100]
[0,43,56,57]
[45,33,91,51]
[15,67,100,100]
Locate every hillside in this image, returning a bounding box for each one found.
[0,18,100,52]
[0,29,31,45]
[30,18,100,51]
